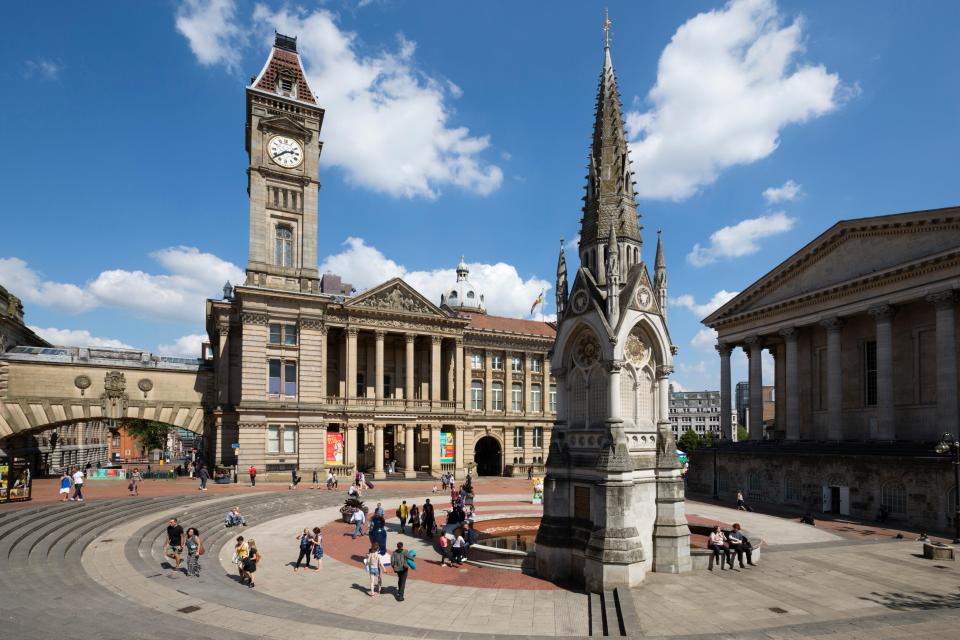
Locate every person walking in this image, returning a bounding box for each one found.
[311,468,319,489]
[438,532,452,567]
[365,543,383,596]
[59,470,71,502]
[397,500,409,534]
[390,542,410,601]
[294,528,315,571]
[422,499,435,536]
[409,503,421,537]
[727,523,755,568]
[374,502,385,518]
[166,518,185,571]
[185,527,203,577]
[452,530,466,565]
[736,489,746,511]
[198,465,209,491]
[311,527,324,570]
[326,469,338,490]
[369,512,387,555]
[350,507,366,539]
[290,466,301,490]
[249,465,257,486]
[233,536,249,583]
[129,467,142,496]
[71,467,85,501]
[244,539,260,588]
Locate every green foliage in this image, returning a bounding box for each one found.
[677,429,702,452]
[122,419,170,453]
[737,425,749,442]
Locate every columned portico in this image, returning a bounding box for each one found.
[404,424,416,478]
[745,336,764,440]
[778,327,800,441]
[928,291,959,436]
[374,330,385,402]
[821,317,844,441]
[716,343,732,440]
[868,305,896,440]
[373,424,385,479]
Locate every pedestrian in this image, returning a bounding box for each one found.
[452,529,466,565]
[409,503,421,537]
[365,543,383,596]
[59,470,71,502]
[290,466,301,489]
[312,527,324,570]
[369,512,387,555]
[736,489,746,511]
[326,469,338,490]
[374,502,385,518]
[198,465,209,491]
[727,523,755,568]
[185,527,203,577]
[438,532,452,567]
[188,462,195,479]
[422,499,435,535]
[463,522,477,556]
[312,468,319,489]
[71,467,85,501]
[233,535,249,582]
[244,539,260,588]
[527,466,533,480]
[708,525,732,571]
[397,500,409,534]
[350,507,366,539]
[390,541,410,601]
[165,518,185,571]
[129,467,142,496]
[249,465,257,486]
[294,528,314,571]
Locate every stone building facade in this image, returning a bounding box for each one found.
[688,206,960,532]
[668,389,736,440]
[205,34,555,480]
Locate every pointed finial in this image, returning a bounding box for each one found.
[603,8,612,48]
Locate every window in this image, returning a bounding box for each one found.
[275,225,294,267]
[512,382,523,411]
[283,427,297,453]
[268,424,297,454]
[270,324,282,344]
[384,374,393,398]
[531,357,542,373]
[269,359,297,396]
[881,482,906,514]
[284,362,297,396]
[514,427,524,448]
[747,470,763,502]
[531,383,542,412]
[111,433,120,448]
[491,354,503,371]
[356,372,365,398]
[471,380,484,410]
[471,353,483,369]
[532,426,543,448]
[863,340,877,406]
[269,323,298,346]
[268,426,280,453]
[491,382,504,411]
[511,356,523,372]
[549,384,557,412]
[269,359,281,394]
[784,474,801,502]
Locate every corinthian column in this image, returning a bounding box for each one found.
[820,318,844,441]
[404,334,415,401]
[744,336,764,440]
[778,328,800,441]
[868,305,896,440]
[716,343,732,440]
[928,291,959,437]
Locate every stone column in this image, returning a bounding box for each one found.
[429,424,441,475]
[484,350,493,412]
[745,336,764,440]
[657,365,672,423]
[525,352,533,414]
[928,291,959,437]
[820,317,844,441]
[216,322,230,407]
[716,343,732,440]
[505,351,514,413]
[374,330,385,402]
[778,328,801,440]
[868,305,896,440]
[454,424,465,479]
[462,345,473,409]
[404,334,415,401]
[545,355,553,414]
[318,326,327,399]
[346,328,358,400]
[373,424,385,479]
[609,360,623,420]
[404,424,416,479]
[345,423,358,469]
[455,339,465,409]
[431,336,442,403]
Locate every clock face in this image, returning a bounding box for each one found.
[636,287,652,308]
[268,136,304,168]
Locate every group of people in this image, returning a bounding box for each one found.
[165,517,204,577]
[294,527,325,571]
[707,523,755,571]
[233,535,260,587]
[58,468,86,502]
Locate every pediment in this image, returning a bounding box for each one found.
[347,278,445,316]
[622,263,662,316]
[707,208,960,323]
[257,115,312,141]
[566,268,605,318]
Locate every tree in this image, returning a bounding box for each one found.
[677,429,702,452]
[737,425,749,442]
[123,419,171,454]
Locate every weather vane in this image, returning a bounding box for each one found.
[603,7,612,48]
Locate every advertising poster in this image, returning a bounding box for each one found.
[0,457,32,503]
[440,431,454,464]
[326,431,345,464]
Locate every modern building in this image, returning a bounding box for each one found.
[668,389,737,441]
[689,206,960,532]
[735,381,748,426]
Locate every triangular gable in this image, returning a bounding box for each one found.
[347,278,446,316]
[566,267,605,317]
[705,206,960,325]
[257,114,312,141]
[621,263,662,317]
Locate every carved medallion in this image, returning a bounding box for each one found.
[74,375,91,396]
[573,332,601,368]
[625,334,648,365]
[571,290,589,314]
[635,287,652,309]
[137,378,153,398]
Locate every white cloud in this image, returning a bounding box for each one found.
[238,5,500,199]
[763,179,802,203]
[158,334,207,358]
[676,360,709,376]
[23,59,63,80]
[687,212,795,266]
[0,247,243,324]
[319,237,550,318]
[671,290,739,318]
[691,327,718,352]
[626,0,844,200]
[29,326,132,349]
[175,0,245,71]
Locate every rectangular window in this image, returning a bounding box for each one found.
[283,427,297,453]
[531,383,542,412]
[356,373,365,398]
[284,324,298,346]
[492,382,504,411]
[532,426,543,448]
[471,381,484,410]
[511,356,523,372]
[574,486,590,521]
[512,382,523,411]
[513,427,524,448]
[284,362,297,396]
[531,357,542,373]
[268,359,281,394]
[863,340,877,406]
[549,384,557,413]
[267,425,280,453]
[269,323,282,344]
[491,355,503,371]
[471,353,483,369]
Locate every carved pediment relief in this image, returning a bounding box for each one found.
[347,279,444,316]
[257,115,312,141]
[623,265,661,316]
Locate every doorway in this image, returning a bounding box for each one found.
[385,426,396,470]
[474,436,502,476]
[822,485,850,515]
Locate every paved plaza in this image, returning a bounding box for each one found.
[0,477,957,639]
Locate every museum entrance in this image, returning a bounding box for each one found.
[474,436,502,476]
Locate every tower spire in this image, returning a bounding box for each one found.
[556,239,568,318]
[654,229,668,320]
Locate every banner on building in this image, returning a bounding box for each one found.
[326,432,345,464]
[89,468,127,480]
[440,431,454,464]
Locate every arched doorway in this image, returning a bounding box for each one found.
[474,436,502,476]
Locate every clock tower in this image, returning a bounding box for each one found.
[244,33,323,292]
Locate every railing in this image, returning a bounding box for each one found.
[505,463,546,478]
[317,396,461,412]
[440,462,456,473]
[325,464,354,477]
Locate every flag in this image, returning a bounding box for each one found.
[530,290,544,316]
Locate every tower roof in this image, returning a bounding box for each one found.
[579,12,641,249]
[655,229,665,271]
[248,32,318,106]
[442,256,485,313]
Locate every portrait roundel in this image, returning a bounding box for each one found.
[571,290,589,314]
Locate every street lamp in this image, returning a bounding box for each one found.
[935,432,960,544]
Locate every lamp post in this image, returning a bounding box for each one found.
[935,432,960,544]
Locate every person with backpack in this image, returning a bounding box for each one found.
[390,542,411,601]
[397,500,409,534]
[294,528,315,571]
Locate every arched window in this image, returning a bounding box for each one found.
[570,370,587,427]
[467,291,475,299]
[620,368,636,422]
[718,467,730,493]
[784,473,801,502]
[275,225,293,267]
[637,370,653,423]
[470,380,483,410]
[881,482,906,514]
[747,470,763,502]
[589,367,608,427]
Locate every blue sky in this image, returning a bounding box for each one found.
[1,0,958,390]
